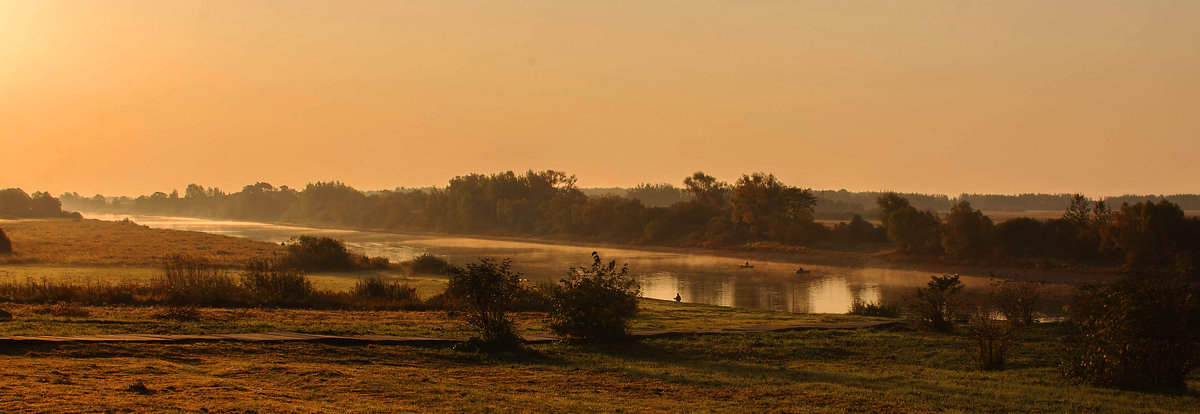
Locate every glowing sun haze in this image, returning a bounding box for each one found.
[2,1,1198,197]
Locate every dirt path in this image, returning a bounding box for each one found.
[0,321,899,346]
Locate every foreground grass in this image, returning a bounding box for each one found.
[2,322,1196,412]
[0,218,283,266]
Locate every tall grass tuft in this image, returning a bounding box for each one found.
[352,276,418,304]
[848,298,900,317]
[241,257,312,307]
[156,254,242,306]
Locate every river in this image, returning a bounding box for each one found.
[82,213,1075,314]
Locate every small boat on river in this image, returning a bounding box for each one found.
[738,262,754,269]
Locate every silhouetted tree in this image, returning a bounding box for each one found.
[876,192,911,228]
[884,204,942,254]
[941,201,994,258]
[682,171,729,209]
[730,172,816,238]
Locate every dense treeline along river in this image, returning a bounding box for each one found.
[84,213,1077,314]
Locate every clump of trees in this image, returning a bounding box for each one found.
[0,189,80,219]
[549,252,641,342]
[1061,275,1200,391]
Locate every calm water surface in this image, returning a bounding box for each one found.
[83,213,1075,314]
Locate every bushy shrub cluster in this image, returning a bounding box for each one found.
[446,258,525,348]
[909,274,964,332]
[1061,275,1200,391]
[548,252,641,342]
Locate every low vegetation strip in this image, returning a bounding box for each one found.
[0,321,899,346]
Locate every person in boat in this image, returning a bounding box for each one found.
[674,293,682,302]
[795,267,808,274]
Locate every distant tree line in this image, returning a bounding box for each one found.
[56,171,1200,273]
[59,170,888,249]
[0,188,81,219]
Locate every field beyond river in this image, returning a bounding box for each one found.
[0,218,1195,412]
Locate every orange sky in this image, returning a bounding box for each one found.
[2,1,1198,197]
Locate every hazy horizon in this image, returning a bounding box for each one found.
[4,1,1199,197]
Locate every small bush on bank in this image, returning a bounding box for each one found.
[282,236,357,271]
[399,254,451,275]
[1060,274,1200,391]
[909,274,965,332]
[548,252,641,343]
[993,279,1042,326]
[969,308,1012,370]
[446,257,524,349]
[242,257,313,307]
[848,298,900,317]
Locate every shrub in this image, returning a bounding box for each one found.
[968,308,1011,370]
[992,280,1041,326]
[909,274,964,332]
[157,254,242,306]
[241,257,312,307]
[0,227,11,253]
[282,236,357,271]
[1060,275,1200,391]
[446,257,524,348]
[399,253,451,275]
[352,276,419,303]
[848,298,899,317]
[548,252,641,343]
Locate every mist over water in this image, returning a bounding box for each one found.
[85,213,1076,314]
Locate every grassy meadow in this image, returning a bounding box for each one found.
[3,320,1197,412]
[0,217,1197,412]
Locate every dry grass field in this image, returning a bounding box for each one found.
[0,218,283,267]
